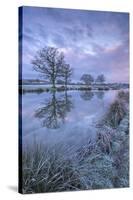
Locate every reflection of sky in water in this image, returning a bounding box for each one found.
[22,90,119,147]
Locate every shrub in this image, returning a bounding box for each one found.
[78,87,92,90]
[105,100,126,128]
[21,88,45,94]
[96,127,114,154]
[117,90,129,103]
[104,87,109,90]
[98,87,103,90]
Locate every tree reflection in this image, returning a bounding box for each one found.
[80,91,94,101]
[95,91,105,100]
[35,91,73,129]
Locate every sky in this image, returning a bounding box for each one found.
[20,6,129,83]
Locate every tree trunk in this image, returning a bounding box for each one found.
[52,65,56,88]
[52,78,55,88]
[65,77,67,90]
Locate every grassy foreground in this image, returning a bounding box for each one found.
[22,91,129,193]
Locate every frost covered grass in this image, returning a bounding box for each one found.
[22,144,85,193]
[22,91,129,193]
[22,142,115,193]
[104,90,129,128]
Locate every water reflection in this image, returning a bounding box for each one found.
[34,90,106,129]
[35,91,73,129]
[95,91,105,100]
[80,90,105,101]
[80,91,94,101]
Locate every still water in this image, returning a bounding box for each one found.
[22,90,119,148]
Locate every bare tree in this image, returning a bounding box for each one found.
[80,74,94,85]
[96,74,105,84]
[31,47,65,88]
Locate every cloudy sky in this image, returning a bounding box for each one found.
[20,6,129,83]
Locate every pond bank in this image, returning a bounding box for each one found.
[20,85,128,94]
[22,91,129,193]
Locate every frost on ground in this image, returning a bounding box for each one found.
[22,91,129,193]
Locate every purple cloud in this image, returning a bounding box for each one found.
[20,6,129,83]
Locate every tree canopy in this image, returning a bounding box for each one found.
[80,74,94,85]
[96,74,105,83]
[32,47,66,88]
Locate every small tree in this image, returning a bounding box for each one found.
[80,74,94,85]
[31,47,65,88]
[96,74,105,84]
[61,64,73,88]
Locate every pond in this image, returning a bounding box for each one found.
[21,89,120,149]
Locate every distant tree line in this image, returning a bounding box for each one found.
[80,74,105,85]
[32,46,105,88]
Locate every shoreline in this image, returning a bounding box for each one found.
[19,85,129,94]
